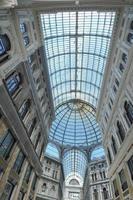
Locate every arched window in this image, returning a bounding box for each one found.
[103,188,108,200]
[116,121,125,143]
[51,185,55,191]
[124,101,133,126]
[0,34,11,63]
[130,21,133,30]
[42,183,46,192]
[111,136,117,155]
[107,148,112,164]
[93,189,98,200]
[127,33,133,44]
[23,36,30,46]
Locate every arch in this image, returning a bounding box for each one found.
[42,182,47,192]
[69,179,79,185]
[45,142,60,160]
[103,187,108,200]
[93,189,98,200]
[62,149,87,180]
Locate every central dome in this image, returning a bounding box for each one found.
[49,100,101,147]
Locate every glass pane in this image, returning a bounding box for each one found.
[40,10,115,109]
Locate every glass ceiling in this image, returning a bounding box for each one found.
[41,9,116,147]
[40,10,115,109]
[41,9,116,178]
[49,100,101,147]
[63,149,87,180]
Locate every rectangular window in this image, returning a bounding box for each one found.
[1,181,14,200]
[115,78,119,87]
[127,155,133,181]
[18,99,31,120]
[113,179,119,197]
[110,97,113,105]
[31,174,37,191]
[5,73,21,96]
[0,130,15,160]
[28,117,37,136]
[35,133,41,148]
[13,151,25,174]
[119,169,128,191]
[108,102,112,110]
[113,85,117,93]
[24,165,32,184]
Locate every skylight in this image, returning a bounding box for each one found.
[49,100,101,147]
[63,149,87,180]
[41,10,115,109]
[40,10,116,147]
[41,8,116,179]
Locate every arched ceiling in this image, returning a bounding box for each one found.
[62,149,87,180]
[49,100,101,147]
[40,10,116,109]
[40,9,116,148]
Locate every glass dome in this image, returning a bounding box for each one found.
[49,100,101,147]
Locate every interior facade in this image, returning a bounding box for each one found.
[0,0,133,200]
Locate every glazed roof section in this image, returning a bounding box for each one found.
[40,10,116,109]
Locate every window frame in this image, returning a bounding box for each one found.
[0,129,15,160]
[13,151,25,174]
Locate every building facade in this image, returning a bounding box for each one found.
[88,159,112,200]
[63,174,83,200]
[0,7,54,200]
[97,7,133,200]
[36,155,64,200]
